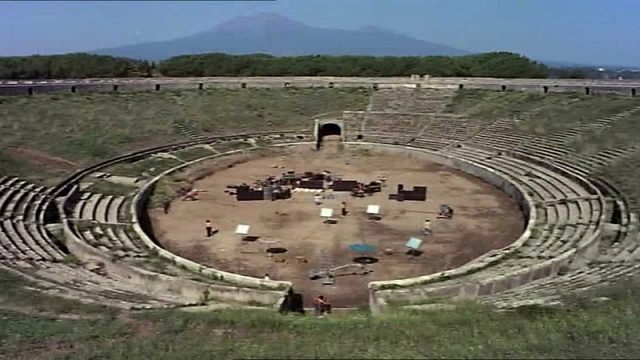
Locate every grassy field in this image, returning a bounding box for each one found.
[448,90,640,238]
[599,150,640,213]
[1,278,640,359]
[571,109,640,155]
[566,109,640,212]
[0,88,371,184]
[446,89,640,135]
[172,146,216,162]
[5,87,636,186]
[0,151,66,186]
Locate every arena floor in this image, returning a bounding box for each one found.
[149,141,525,307]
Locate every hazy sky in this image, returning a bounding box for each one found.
[1,0,638,66]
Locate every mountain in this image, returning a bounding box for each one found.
[92,13,469,60]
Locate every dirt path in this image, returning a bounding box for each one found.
[4,146,80,171]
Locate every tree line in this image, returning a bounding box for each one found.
[0,53,153,79]
[158,52,550,78]
[0,52,553,79]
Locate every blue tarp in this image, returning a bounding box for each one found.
[406,237,423,250]
[348,244,376,253]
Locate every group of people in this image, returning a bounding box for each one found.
[421,205,454,236]
[278,289,333,318]
[313,193,349,217]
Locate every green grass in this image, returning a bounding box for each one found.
[132,254,229,286]
[0,88,371,180]
[0,151,66,186]
[105,157,182,178]
[571,110,640,155]
[446,89,640,135]
[148,174,191,209]
[84,179,137,196]
[0,93,180,165]
[599,153,640,213]
[211,140,254,153]
[445,88,545,122]
[0,268,116,317]
[181,87,372,134]
[566,108,640,212]
[171,146,215,162]
[1,279,640,359]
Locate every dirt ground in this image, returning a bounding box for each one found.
[149,139,525,307]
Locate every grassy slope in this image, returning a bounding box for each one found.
[571,109,640,155]
[572,110,640,212]
[446,89,640,135]
[604,153,640,213]
[0,152,67,187]
[1,281,640,359]
[446,90,640,213]
[0,88,371,184]
[0,268,116,317]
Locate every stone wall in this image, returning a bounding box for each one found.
[1,76,638,96]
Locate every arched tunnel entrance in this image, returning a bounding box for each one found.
[316,123,342,150]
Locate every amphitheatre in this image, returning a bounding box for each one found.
[1,76,640,317]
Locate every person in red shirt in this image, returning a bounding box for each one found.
[313,295,332,317]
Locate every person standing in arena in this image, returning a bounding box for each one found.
[205,219,214,237]
[423,219,432,236]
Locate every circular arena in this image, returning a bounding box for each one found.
[1,82,639,313]
[149,141,524,307]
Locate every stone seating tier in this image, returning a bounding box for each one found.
[0,179,66,262]
[1,219,45,261]
[2,108,637,311]
[482,261,640,308]
[368,88,455,113]
[95,195,112,223]
[75,193,126,223]
[443,147,602,262]
[12,262,188,309]
[78,224,145,256]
